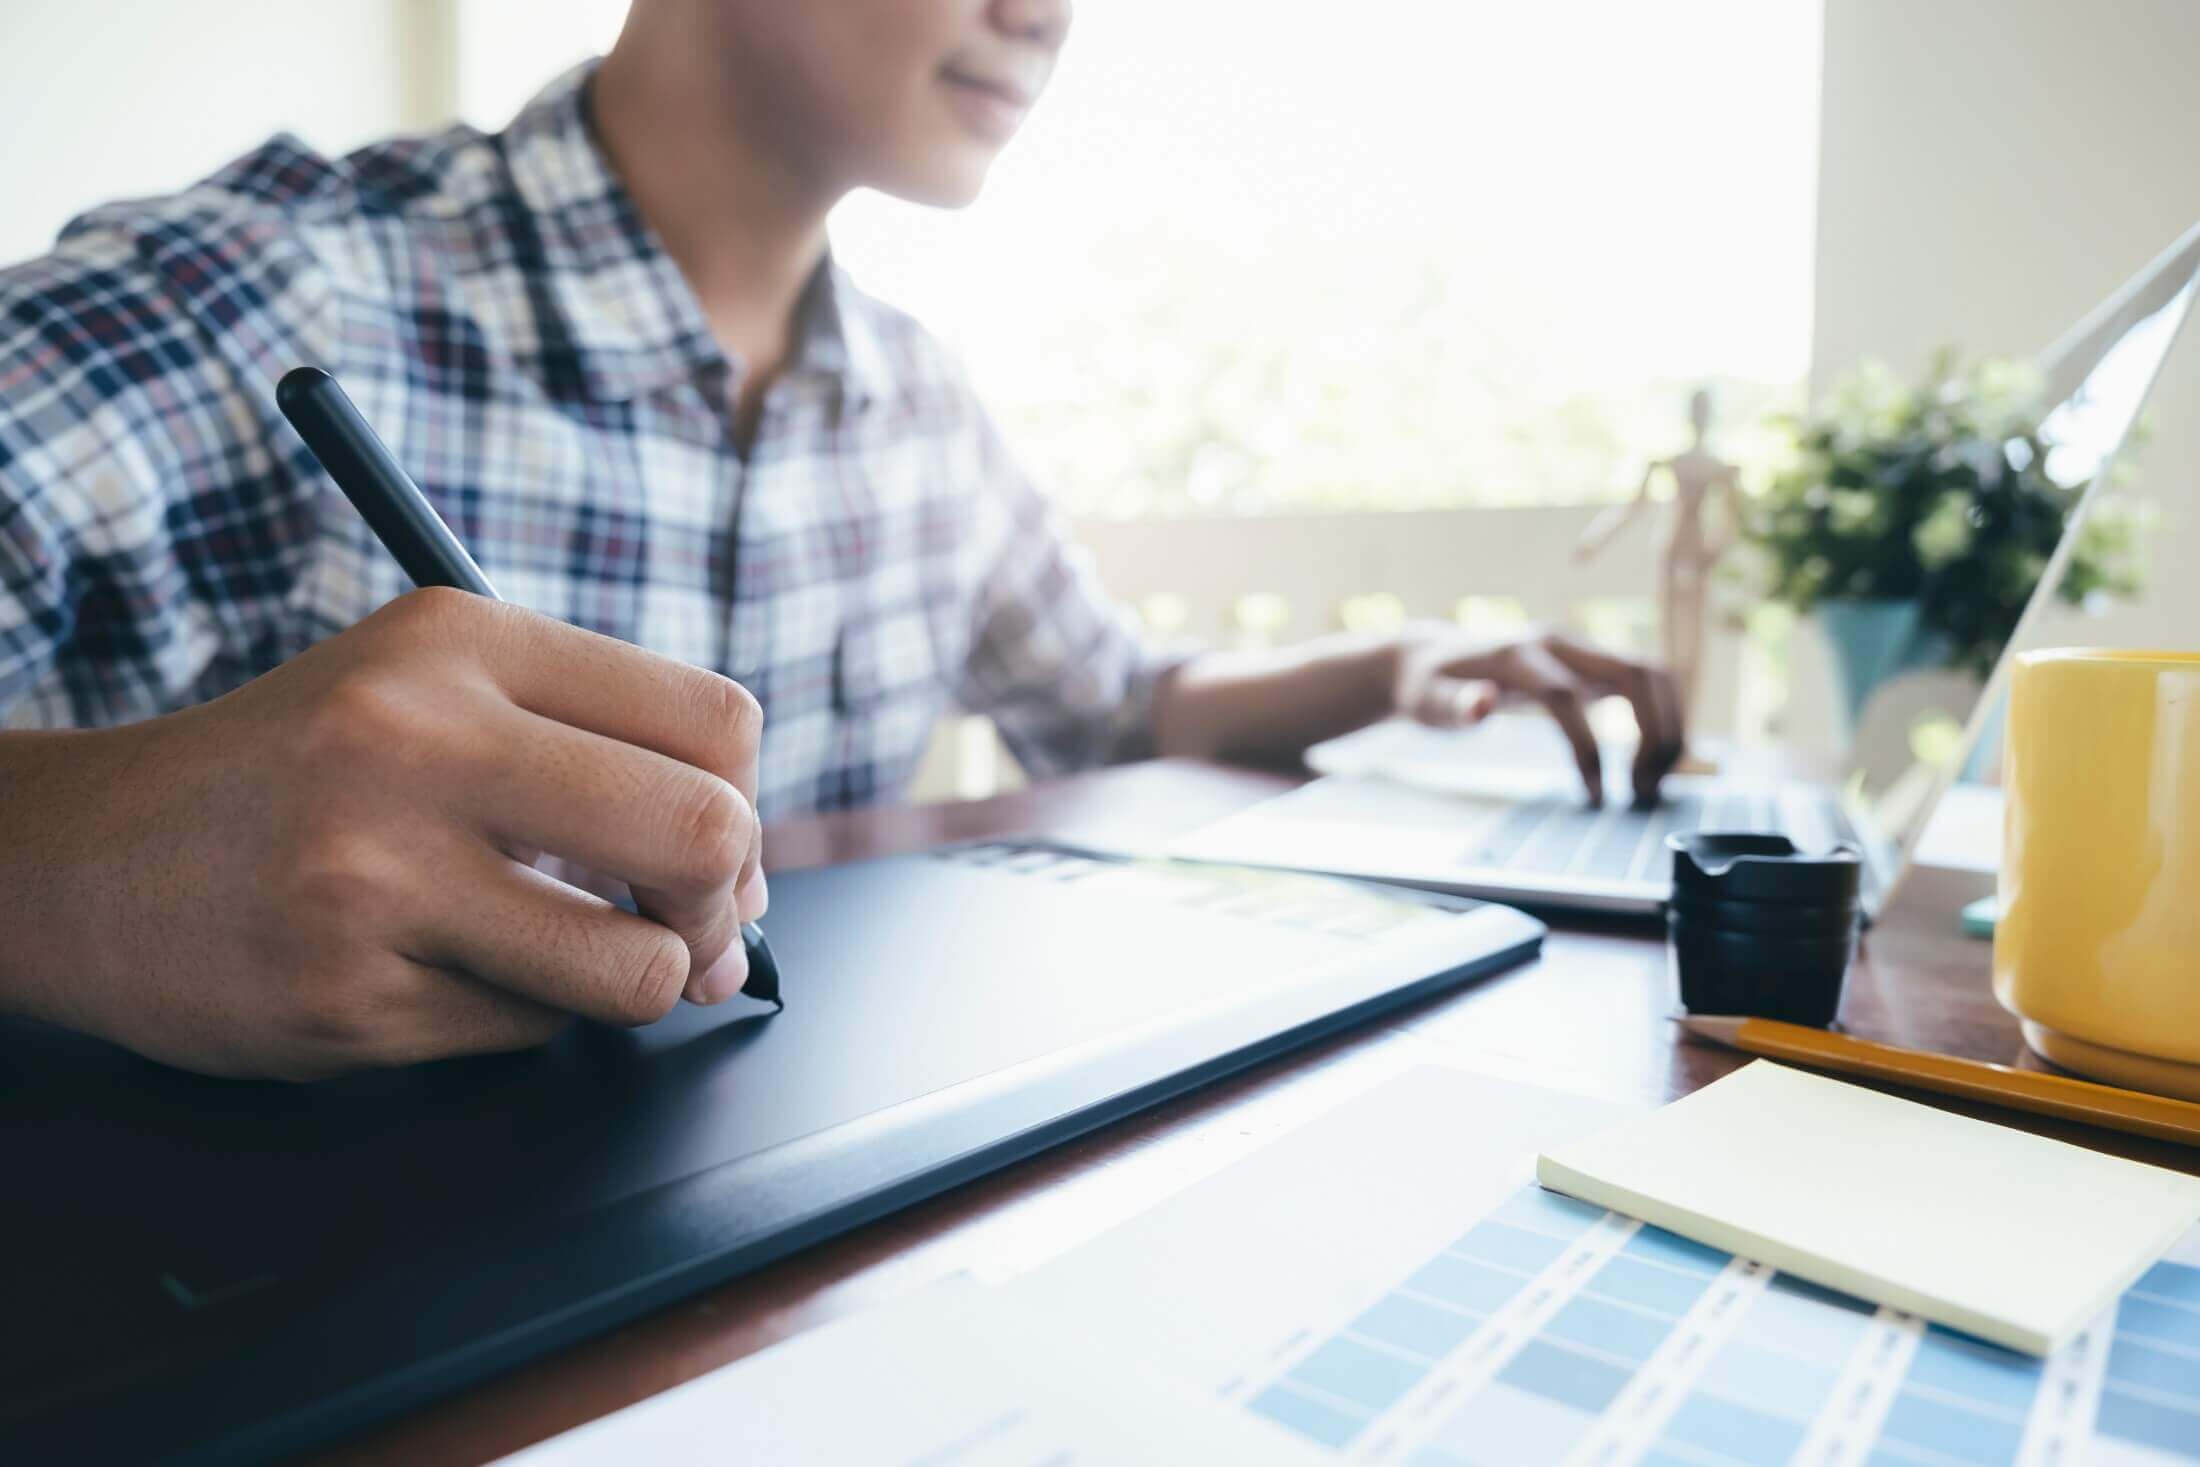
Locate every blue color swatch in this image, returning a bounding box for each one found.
[1405,1254,1532,1314]
[1288,1335,1426,1414]
[1492,1186,1608,1236]
[2136,1260,2200,1306]
[2097,1389,2200,1457]
[1351,1293,1484,1362]
[1497,1338,1634,1414]
[1693,1339,1841,1422]
[2118,1292,2200,1350]
[1241,1183,2200,1467]
[1904,1327,2042,1415]
[1621,1226,1731,1276]
[1428,1382,1592,1467]
[1542,1294,1674,1363]
[1584,1255,1714,1317]
[1877,1389,2025,1466]
[2106,1336,2200,1406]
[1248,1382,1366,1448]
[1661,1391,1808,1463]
[1452,1220,1573,1274]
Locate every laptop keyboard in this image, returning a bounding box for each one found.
[1463,788,1843,884]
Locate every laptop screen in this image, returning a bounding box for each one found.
[1866,227,2200,864]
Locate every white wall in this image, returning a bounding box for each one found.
[456,0,625,129]
[0,0,450,268]
[1813,0,2200,654]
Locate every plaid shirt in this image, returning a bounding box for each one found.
[0,64,1168,817]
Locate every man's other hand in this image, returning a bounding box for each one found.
[1394,628,1685,807]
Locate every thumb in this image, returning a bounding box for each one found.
[735,864,769,925]
[1411,675,1501,728]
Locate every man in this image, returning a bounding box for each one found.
[0,0,1681,1080]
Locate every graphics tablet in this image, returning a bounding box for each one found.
[2,840,1542,1463]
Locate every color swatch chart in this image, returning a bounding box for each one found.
[1240,1183,2200,1467]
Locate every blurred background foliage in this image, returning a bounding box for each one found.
[1743,353,2148,679]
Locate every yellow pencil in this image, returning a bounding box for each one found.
[1678,1014,2200,1149]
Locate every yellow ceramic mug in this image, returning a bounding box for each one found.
[1996,648,2200,1100]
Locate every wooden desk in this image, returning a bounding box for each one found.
[311,757,2200,1465]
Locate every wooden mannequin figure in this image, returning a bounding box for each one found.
[1573,388,1740,743]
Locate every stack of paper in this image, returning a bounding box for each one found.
[1537,1060,2200,1354]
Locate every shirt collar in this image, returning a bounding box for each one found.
[790,260,898,409]
[497,62,892,409]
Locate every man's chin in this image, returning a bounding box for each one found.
[871,150,998,211]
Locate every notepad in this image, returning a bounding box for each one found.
[1536,1060,2200,1354]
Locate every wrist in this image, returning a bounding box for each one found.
[1380,622,1444,707]
[0,725,146,1034]
[1305,628,1419,725]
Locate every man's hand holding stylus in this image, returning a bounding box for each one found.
[0,589,768,1079]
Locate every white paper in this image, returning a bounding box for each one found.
[495,1280,1327,1465]
[507,1066,2200,1464]
[984,1065,2200,1464]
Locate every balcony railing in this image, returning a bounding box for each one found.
[910,505,1782,801]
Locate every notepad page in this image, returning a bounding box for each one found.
[1536,1060,2200,1355]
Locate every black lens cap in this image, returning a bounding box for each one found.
[1667,832,1862,906]
[1670,922,1858,968]
[1668,893,1859,936]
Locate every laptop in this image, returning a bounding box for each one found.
[4,841,1541,1463]
[1171,221,2200,919]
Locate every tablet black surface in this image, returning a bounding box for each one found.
[3,841,1541,1464]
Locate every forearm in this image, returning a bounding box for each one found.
[1152,630,1405,764]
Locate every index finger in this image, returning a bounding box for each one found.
[1487,640,1606,806]
[1543,636,1684,803]
[412,590,762,803]
[402,592,768,991]
[1628,664,1687,803]
[477,601,766,951]
[1536,683,1605,808]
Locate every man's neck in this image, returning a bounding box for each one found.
[590,34,838,395]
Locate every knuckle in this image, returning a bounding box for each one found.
[667,774,752,887]
[612,932,690,1026]
[301,671,432,765]
[389,584,485,636]
[286,964,451,1072]
[695,672,763,752]
[288,829,402,937]
[381,587,525,673]
[281,969,393,1057]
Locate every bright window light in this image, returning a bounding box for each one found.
[463,1,1824,519]
[841,0,1823,517]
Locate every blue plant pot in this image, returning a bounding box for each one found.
[1816,599,1955,730]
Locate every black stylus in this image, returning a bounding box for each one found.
[275,365,782,1011]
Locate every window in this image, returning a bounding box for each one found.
[835,1,1823,517]
[461,1,1824,519]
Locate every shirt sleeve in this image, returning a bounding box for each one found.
[0,210,318,729]
[953,412,1191,778]
[0,237,205,726]
[0,448,74,721]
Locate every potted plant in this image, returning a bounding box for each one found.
[1745,353,2145,729]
